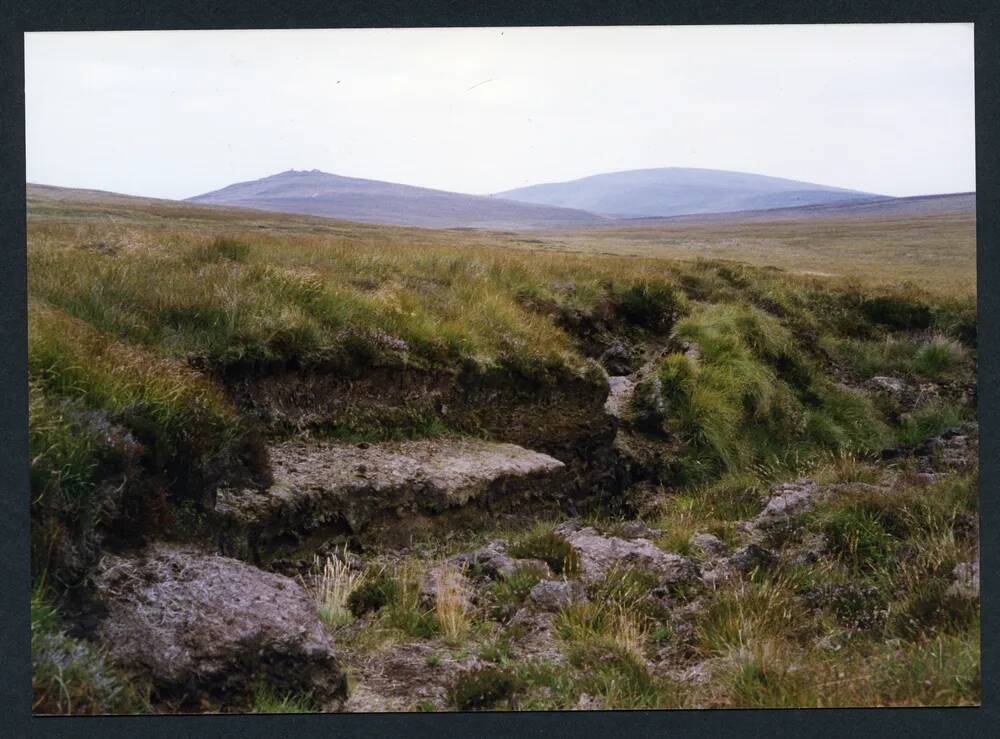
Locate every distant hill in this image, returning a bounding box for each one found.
[606,192,976,228]
[494,167,887,219]
[187,169,609,229]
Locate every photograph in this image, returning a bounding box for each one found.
[24,24,978,714]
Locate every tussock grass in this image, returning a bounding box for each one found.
[433,563,471,644]
[640,302,891,484]
[312,552,368,628]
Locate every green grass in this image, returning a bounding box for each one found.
[639,302,891,484]
[250,683,318,713]
[27,187,979,713]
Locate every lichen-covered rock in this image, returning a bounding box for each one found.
[948,559,980,600]
[869,375,908,397]
[915,424,978,472]
[451,540,551,581]
[726,544,777,573]
[528,579,589,612]
[604,376,637,420]
[613,520,663,540]
[217,439,568,554]
[690,533,728,559]
[751,479,818,537]
[94,544,345,708]
[556,525,698,585]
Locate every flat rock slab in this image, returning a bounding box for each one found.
[94,544,345,707]
[217,439,567,550]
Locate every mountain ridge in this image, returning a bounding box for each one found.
[187,169,609,230]
[494,166,888,219]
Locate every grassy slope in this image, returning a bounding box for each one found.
[544,210,976,295]
[27,186,978,711]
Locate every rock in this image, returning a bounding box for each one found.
[528,580,589,612]
[600,341,639,376]
[947,559,980,600]
[751,479,818,536]
[94,544,345,707]
[217,439,568,553]
[604,376,637,420]
[575,692,605,710]
[916,425,978,472]
[614,520,662,540]
[558,526,699,585]
[420,563,472,610]
[632,375,669,433]
[869,376,907,397]
[690,533,728,559]
[451,540,552,582]
[726,544,777,573]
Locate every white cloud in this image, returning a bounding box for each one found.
[25,24,975,199]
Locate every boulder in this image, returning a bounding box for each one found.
[94,543,345,707]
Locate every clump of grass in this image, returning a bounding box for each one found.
[566,641,664,709]
[380,560,438,639]
[250,683,317,713]
[433,563,471,644]
[449,666,522,710]
[815,506,900,573]
[647,303,888,484]
[694,575,807,657]
[612,279,683,331]
[914,335,966,378]
[346,566,395,617]
[508,524,580,577]
[312,551,368,628]
[484,566,545,622]
[896,400,967,447]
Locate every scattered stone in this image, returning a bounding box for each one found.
[451,540,550,581]
[751,479,818,536]
[94,543,345,707]
[726,544,777,573]
[948,559,980,600]
[869,375,907,397]
[557,526,699,585]
[614,520,663,540]
[690,533,728,559]
[528,579,589,612]
[600,340,639,376]
[575,692,605,710]
[604,375,637,420]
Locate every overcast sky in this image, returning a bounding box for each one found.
[25,25,975,200]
